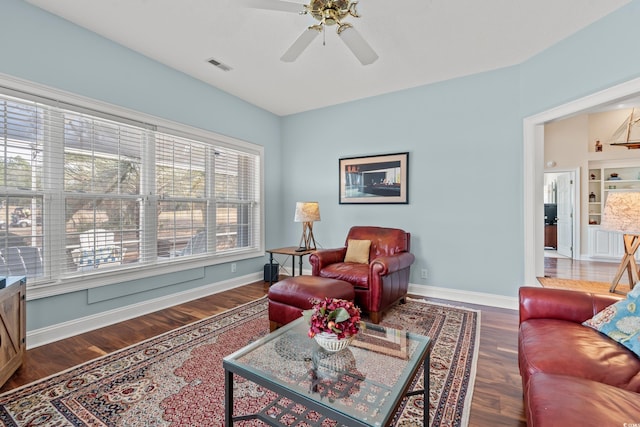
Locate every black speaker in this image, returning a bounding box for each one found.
[264,262,279,282]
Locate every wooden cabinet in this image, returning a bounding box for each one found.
[0,277,26,387]
[588,227,616,259]
[587,226,640,261]
[544,225,557,249]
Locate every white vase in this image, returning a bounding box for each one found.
[314,332,354,352]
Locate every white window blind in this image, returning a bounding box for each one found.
[156,133,209,258]
[0,88,262,288]
[214,146,260,253]
[63,111,143,274]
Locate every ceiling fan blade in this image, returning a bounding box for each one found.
[241,0,306,14]
[338,25,378,65]
[280,28,320,62]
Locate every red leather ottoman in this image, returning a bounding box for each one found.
[268,275,354,331]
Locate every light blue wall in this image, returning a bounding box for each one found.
[281,0,640,298]
[0,0,283,330]
[281,68,523,296]
[520,1,640,117]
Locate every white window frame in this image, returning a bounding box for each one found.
[0,73,265,299]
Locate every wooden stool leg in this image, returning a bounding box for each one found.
[610,234,640,294]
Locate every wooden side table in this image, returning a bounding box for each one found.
[265,247,315,285]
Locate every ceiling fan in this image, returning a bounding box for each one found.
[244,0,378,65]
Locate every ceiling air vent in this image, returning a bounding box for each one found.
[207,58,232,72]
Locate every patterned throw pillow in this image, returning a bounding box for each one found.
[583,285,640,356]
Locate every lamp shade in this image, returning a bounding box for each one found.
[294,202,320,222]
[601,192,640,234]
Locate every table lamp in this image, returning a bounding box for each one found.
[600,192,640,293]
[294,201,320,251]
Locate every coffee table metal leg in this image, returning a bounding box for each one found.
[225,369,233,426]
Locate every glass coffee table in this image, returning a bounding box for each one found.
[223,317,432,426]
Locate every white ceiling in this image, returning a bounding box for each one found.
[25,0,630,116]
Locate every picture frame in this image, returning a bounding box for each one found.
[339,152,409,204]
[351,326,409,359]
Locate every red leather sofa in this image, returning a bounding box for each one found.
[519,287,640,426]
[309,226,415,324]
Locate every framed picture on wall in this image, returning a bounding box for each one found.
[339,152,409,204]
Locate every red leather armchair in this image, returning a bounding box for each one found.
[309,226,415,324]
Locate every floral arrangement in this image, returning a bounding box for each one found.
[303,297,363,340]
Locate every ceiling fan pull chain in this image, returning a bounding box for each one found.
[323,24,326,46]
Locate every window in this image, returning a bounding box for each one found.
[0,86,263,291]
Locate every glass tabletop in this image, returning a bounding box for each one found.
[223,317,431,426]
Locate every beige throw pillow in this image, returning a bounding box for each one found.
[344,239,371,264]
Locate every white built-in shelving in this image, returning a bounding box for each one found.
[587,163,640,260]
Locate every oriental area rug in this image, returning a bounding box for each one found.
[0,297,480,427]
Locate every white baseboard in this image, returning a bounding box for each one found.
[408,284,518,310]
[26,272,262,349]
[305,270,519,310]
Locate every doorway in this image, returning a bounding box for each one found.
[543,171,575,259]
[524,76,640,285]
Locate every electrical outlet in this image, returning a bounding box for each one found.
[421,269,428,279]
[231,263,237,273]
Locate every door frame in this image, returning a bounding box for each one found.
[544,169,579,259]
[524,76,640,285]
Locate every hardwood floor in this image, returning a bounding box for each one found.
[544,254,619,282]
[0,281,525,426]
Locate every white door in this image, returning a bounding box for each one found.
[556,172,574,258]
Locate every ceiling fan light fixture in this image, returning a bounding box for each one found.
[248,0,376,65]
[308,0,353,24]
[323,12,338,26]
